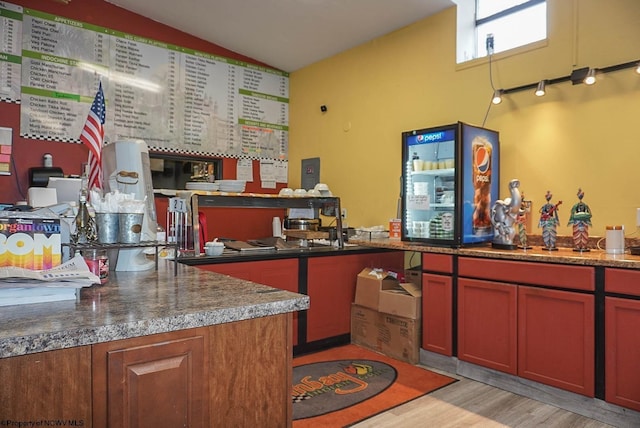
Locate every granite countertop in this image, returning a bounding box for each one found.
[350,238,640,269]
[0,261,309,359]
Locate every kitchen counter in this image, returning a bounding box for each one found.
[179,243,387,266]
[0,260,310,359]
[349,238,640,269]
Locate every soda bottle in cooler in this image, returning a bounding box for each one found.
[472,136,493,235]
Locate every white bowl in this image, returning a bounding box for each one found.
[314,183,329,191]
[293,188,307,197]
[279,188,294,196]
[204,242,224,256]
[307,189,321,197]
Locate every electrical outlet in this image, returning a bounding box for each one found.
[636,208,640,227]
[341,208,347,219]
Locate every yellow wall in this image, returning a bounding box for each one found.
[289,0,640,238]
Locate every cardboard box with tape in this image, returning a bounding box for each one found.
[351,303,420,364]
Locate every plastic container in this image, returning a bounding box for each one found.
[82,249,109,284]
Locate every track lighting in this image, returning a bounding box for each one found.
[492,89,503,104]
[490,58,639,104]
[584,68,597,85]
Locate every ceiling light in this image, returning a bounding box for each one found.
[635,62,640,74]
[492,89,503,105]
[535,80,547,97]
[584,68,597,85]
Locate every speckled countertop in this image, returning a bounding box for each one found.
[0,261,309,359]
[350,238,640,269]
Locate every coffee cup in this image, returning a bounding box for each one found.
[605,225,625,254]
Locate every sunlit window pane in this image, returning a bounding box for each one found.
[477,0,532,20]
[476,3,546,56]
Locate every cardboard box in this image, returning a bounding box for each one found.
[404,267,422,287]
[351,304,421,364]
[354,268,399,310]
[0,210,61,270]
[379,283,422,319]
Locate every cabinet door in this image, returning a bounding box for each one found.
[307,252,403,342]
[93,330,209,428]
[422,273,452,356]
[198,259,300,344]
[605,297,640,411]
[108,336,207,428]
[458,278,517,374]
[518,286,594,397]
[0,346,92,424]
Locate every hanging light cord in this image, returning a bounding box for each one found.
[10,154,26,201]
[482,53,497,127]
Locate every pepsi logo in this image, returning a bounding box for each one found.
[475,147,490,173]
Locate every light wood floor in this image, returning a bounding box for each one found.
[352,376,615,428]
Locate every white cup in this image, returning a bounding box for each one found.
[605,226,625,254]
[272,217,283,237]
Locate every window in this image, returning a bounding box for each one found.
[454,0,547,63]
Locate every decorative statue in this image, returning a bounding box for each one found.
[539,190,562,250]
[567,188,592,252]
[491,179,521,249]
[516,192,532,249]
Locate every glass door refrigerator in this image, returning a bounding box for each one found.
[401,122,500,247]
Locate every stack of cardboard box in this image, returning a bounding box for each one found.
[351,267,422,363]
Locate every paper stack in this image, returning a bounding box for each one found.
[0,254,99,306]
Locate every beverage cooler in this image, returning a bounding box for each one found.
[401,122,500,247]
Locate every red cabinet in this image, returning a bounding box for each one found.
[422,273,453,356]
[197,251,403,348]
[458,278,517,374]
[605,268,640,411]
[199,259,299,344]
[605,297,640,411]
[306,252,403,342]
[518,286,594,396]
[457,257,595,396]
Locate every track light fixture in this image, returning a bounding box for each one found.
[492,89,503,104]
[490,58,639,105]
[584,68,597,85]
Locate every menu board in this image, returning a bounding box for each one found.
[0,1,22,103]
[1,3,289,161]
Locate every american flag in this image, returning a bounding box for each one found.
[80,81,106,190]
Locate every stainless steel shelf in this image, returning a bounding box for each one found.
[190,194,344,252]
[63,241,178,275]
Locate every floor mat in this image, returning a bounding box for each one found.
[292,344,457,427]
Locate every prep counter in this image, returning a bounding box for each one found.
[0,260,308,427]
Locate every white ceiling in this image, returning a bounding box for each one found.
[106,0,454,72]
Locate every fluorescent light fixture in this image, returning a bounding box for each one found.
[584,68,597,85]
[77,62,162,93]
[535,80,547,97]
[636,62,640,74]
[492,89,503,104]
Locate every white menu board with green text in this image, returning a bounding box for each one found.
[1,3,289,161]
